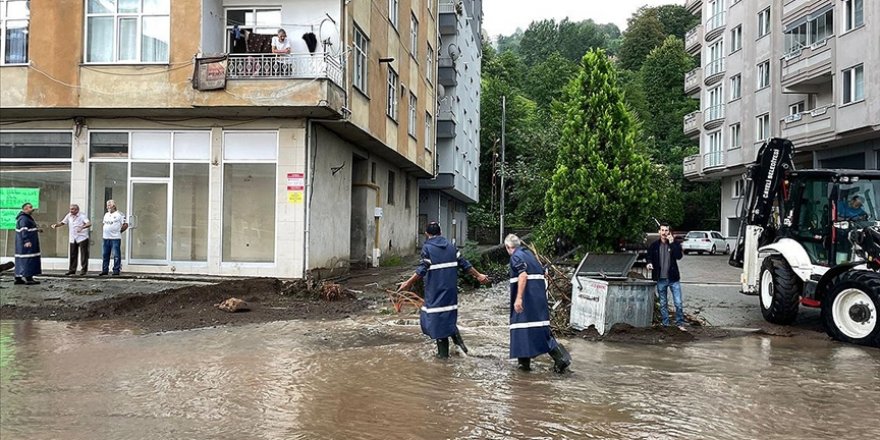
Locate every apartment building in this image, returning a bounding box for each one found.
[418,0,481,245]
[682,0,880,241]
[0,0,440,278]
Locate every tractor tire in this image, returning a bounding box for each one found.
[759,256,802,325]
[821,270,880,347]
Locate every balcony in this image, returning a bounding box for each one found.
[703,150,726,171]
[704,104,725,129]
[683,110,702,139]
[438,57,457,87]
[685,24,703,54]
[780,105,837,147]
[684,67,702,95]
[704,58,725,85]
[439,0,458,35]
[781,36,834,92]
[225,53,343,84]
[783,0,831,22]
[705,11,726,41]
[437,99,457,139]
[683,154,702,179]
[685,0,703,15]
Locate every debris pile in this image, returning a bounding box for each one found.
[528,245,576,336]
[385,289,424,313]
[215,297,250,313]
[320,282,356,301]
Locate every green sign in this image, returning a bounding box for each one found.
[0,208,18,230]
[0,187,40,209]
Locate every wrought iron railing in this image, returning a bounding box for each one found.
[706,58,725,77]
[705,104,725,123]
[226,53,343,86]
[703,150,725,169]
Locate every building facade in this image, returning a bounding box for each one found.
[0,0,440,278]
[682,0,880,241]
[418,0,481,246]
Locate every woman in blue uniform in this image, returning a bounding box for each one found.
[505,234,570,372]
[14,203,42,285]
[399,222,490,358]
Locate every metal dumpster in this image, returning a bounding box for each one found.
[569,253,656,335]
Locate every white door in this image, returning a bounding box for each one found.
[128,180,170,265]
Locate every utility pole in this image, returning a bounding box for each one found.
[499,95,506,244]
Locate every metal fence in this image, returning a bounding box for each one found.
[226,53,343,86]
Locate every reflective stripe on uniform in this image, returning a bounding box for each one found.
[14,252,41,258]
[509,320,551,330]
[421,304,458,313]
[508,274,546,284]
[428,261,458,270]
[15,228,39,232]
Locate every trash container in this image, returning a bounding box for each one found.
[569,253,656,335]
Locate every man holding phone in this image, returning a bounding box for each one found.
[646,223,686,330]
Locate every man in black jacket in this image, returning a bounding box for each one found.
[646,223,686,330]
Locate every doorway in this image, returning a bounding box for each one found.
[128,180,170,265]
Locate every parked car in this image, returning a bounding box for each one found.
[682,231,730,255]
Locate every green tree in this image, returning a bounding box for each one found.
[654,5,700,40]
[496,28,524,53]
[523,51,579,107]
[617,9,667,71]
[638,35,698,162]
[519,19,559,66]
[542,50,658,251]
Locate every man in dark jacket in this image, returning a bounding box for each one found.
[14,203,42,285]
[399,222,490,358]
[646,223,686,330]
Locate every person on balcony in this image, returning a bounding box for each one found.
[271,29,293,75]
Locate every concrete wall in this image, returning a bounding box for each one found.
[307,125,353,272]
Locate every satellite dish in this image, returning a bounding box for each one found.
[448,43,461,61]
[319,17,341,56]
[437,84,446,97]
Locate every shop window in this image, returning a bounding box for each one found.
[89,162,129,257]
[172,163,209,261]
[131,131,171,160]
[0,163,72,259]
[131,162,170,178]
[222,131,276,263]
[1,132,71,159]
[90,132,129,158]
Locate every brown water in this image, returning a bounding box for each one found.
[2,293,879,440]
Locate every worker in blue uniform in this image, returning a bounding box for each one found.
[399,222,491,358]
[504,234,571,373]
[14,203,43,285]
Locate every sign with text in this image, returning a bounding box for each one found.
[192,56,228,91]
[286,173,305,204]
[0,208,18,230]
[0,187,40,209]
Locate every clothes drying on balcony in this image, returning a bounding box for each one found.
[246,34,274,54]
[303,32,318,53]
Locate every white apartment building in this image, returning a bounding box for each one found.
[683,0,880,241]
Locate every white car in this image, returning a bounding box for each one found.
[682,231,730,255]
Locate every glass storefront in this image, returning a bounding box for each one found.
[0,132,73,259]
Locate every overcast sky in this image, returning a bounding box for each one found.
[482,0,682,38]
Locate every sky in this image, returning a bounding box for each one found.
[482,0,680,38]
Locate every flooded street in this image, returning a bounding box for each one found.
[2,287,879,440]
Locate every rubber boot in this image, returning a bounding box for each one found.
[436,338,450,359]
[548,345,571,373]
[517,357,531,371]
[14,277,25,285]
[451,331,469,354]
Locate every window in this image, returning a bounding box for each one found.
[0,132,72,259]
[426,44,434,83]
[844,0,864,32]
[86,0,171,63]
[225,8,280,52]
[842,65,865,104]
[408,93,418,138]
[425,112,433,152]
[785,9,833,55]
[707,40,724,77]
[354,26,368,93]
[405,177,411,209]
[758,8,771,38]
[757,60,770,89]
[730,74,741,100]
[730,25,742,53]
[707,85,724,121]
[386,67,399,120]
[410,13,419,58]
[756,113,770,141]
[707,130,723,168]
[789,101,805,116]
[222,132,277,263]
[389,0,399,29]
[730,123,741,149]
[371,162,377,184]
[387,171,395,205]
[0,0,28,64]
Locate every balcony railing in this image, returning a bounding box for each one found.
[704,104,725,124]
[683,154,701,178]
[685,0,703,14]
[439,0,457,14]
[706,11,726,35]
[705,58,725,79]
[226,53,343,86]
[438,99,457,121]
[780,104,836,146]
[703,150,725,170]
[683,110,702,136]
[685,24,703,53]
[781,36,834,90]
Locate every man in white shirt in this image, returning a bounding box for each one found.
[51,204,92,275]
[272,28,293,75]
[100,199,128,276]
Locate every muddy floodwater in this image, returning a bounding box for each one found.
[2,289,879,440]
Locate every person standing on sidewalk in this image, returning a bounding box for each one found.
[646,223,687,330]
[398,222,491,358]
[51,204,91,276]
[100,200,128,276]
[14,203,42,285]
[504,234,571,373]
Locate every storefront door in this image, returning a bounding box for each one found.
[128,180,170,265]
